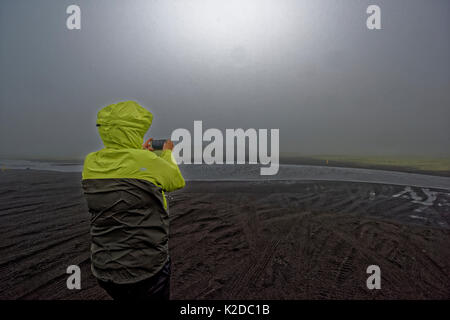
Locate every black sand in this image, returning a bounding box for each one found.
[0,169,449,299]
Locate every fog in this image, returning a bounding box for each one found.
[0,0,449,160]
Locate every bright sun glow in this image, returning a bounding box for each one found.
[170,0,298,49]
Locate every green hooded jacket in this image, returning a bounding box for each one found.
[81,101,185,284]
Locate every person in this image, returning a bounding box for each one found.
[81,101,185,300]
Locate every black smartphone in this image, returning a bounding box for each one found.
[151,139,167,150]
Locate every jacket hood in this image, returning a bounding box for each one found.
[96,101,153,149]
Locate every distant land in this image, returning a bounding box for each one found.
[280,155,450,177]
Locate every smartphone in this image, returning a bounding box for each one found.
[151,139,167,150]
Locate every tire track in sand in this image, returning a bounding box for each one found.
[226,209,304,299]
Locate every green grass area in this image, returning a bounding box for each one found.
[309,155,450,172]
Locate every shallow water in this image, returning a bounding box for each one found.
[1,159,450,190]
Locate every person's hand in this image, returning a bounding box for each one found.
[143,138,154,151]
[163,139,174,151]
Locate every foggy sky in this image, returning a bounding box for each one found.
[0,0,449,160]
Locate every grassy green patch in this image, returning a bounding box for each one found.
[309,155,450,172]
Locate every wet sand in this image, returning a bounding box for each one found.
[0,169,449,299]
